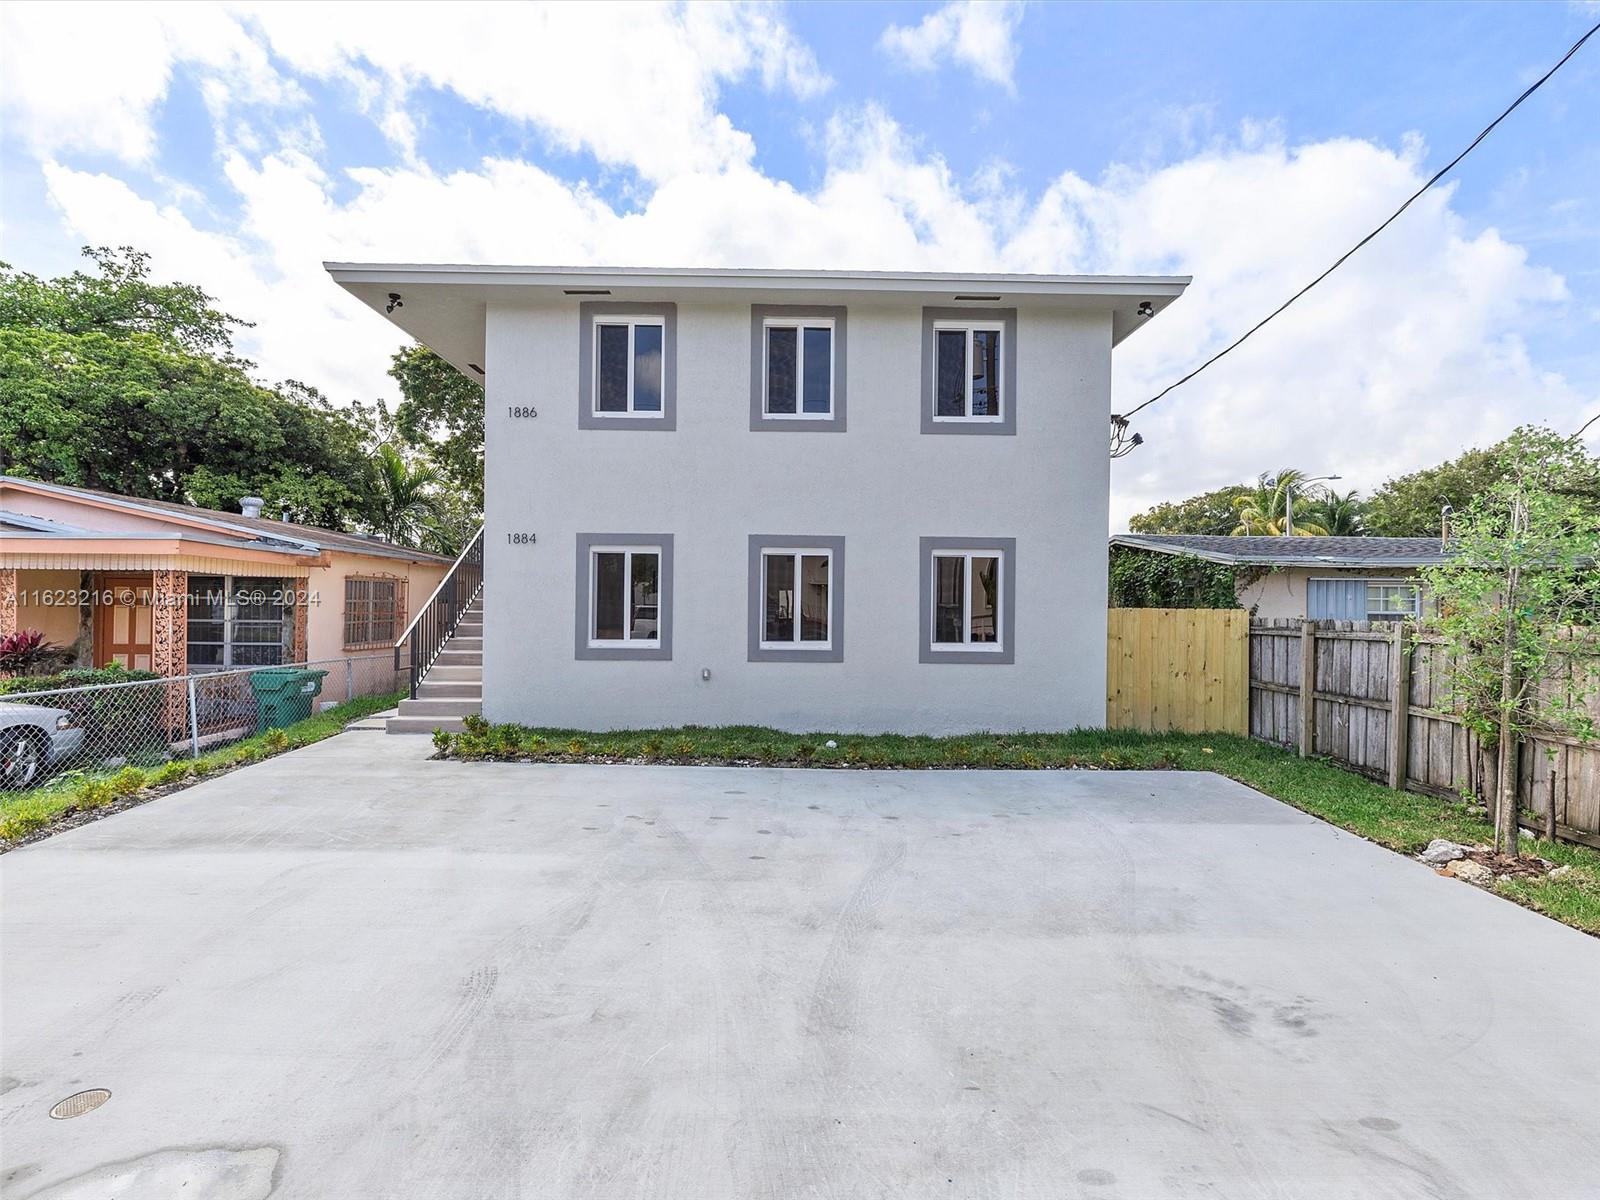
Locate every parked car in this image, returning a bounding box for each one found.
[0,703,84,789]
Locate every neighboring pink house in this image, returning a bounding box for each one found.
[0,476,451,675]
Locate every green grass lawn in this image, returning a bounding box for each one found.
[436,720,1600,937]
[0,691,402,844]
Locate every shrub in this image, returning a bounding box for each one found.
[491,725,520,756]
[431,728,454,754]
[461,714,490,738]
[566,737,585,755]
[672,737,695,758]
[72,778,115,810]
[0,629,67,675]
[108,766,147,797]
[263,729,291,753]
[641,737,663,759]
[150,761,191,786]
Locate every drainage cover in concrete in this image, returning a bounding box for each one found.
[49,1089,110,1119]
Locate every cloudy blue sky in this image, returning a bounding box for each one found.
[2,1,1597,526]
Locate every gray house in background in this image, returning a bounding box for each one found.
[331,264,1188,734]
[1110,534,1447,621]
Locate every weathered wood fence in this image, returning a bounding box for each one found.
[1106,608,1249,735]
[1249,618,1600,849]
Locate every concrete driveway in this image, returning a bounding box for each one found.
[4,732,1599,1199]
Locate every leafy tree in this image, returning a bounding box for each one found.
[390,345,484,511]
[0,248,376,529]
[1365,443,1508,537]
[1128,485,1248,535]
[1108,546,1245,608]
[1421,426,1600,855]
[1231,470,1331,536]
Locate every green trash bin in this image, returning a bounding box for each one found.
[249,668,329,731]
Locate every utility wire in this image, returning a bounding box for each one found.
[1123,19,1600,423]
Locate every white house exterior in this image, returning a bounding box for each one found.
[330,266,1188,734]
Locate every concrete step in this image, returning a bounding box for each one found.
[398,697,483,718]
[446,636,482,651]
[435,649,482,667]
[417,680,482,700]
[386,715,470,735]
[422,664,481,683]
[452,622,483,638]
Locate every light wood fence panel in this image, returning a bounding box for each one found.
[1107,608,1248,734]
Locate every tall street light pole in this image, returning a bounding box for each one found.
[1267,473,1342,535]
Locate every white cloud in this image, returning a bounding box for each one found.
[1,3,830,182]
[879,1,1024,92]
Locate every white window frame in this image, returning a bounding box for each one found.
[591,315,667,418]
[758,547,834,651]
[587,545,662,647]
[762,317,835,419]
[930,550,1005,650]
[1363,578,1422,621]
[931,320,1005,423]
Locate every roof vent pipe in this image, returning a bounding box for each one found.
[240,496,264,519]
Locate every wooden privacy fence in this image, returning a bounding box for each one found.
[1249,618,1600,850]
[1106,608,1249,734]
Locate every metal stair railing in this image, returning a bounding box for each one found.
[394,525,484,699]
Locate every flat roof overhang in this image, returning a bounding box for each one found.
[325,263,1192,383]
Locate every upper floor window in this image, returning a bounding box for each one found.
[921,307,1017,436]
[764,320,834,418]
[934,322,1003,422]
[750,305,847,432]
[578,302,677,430]
[595,317,664,416]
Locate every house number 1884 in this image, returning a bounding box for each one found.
[507,532,537,545]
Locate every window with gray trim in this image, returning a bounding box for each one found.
[578,302,677,430]
[750,305,847,432]
[919,537,1016,664]
[920,307,1017,435]
[748,535,845,662]
[575,534,673,660]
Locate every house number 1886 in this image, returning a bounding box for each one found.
[507,405,538,419]
[507,532,537,545]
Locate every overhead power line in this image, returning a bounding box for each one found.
[1119,18,1600,430]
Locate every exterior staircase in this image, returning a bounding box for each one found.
[386,525,486,735]
[386,601,483,734]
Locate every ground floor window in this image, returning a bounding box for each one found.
[575,534,673,661]
[344,576,402,647]
[920,537,1016,665]
[188,575,290,668]
[747,536,845,662]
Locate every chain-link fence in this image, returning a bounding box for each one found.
[0,654,403,790]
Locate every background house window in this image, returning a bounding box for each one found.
[594,317,664,415]
[187,574,289,668]
[934,322,1003,420]
[344,577,402,647]
[575,534,673,661]
[1307,577,1422,621]
[764,320,833,417]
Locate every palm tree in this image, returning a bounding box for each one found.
[1231,469,1330,536]
[368,443,441,547]
[1303,488,1367,536]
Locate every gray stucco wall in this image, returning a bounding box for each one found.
[483,296,1113,734]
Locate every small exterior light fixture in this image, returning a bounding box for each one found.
[386,292,403,313]
[1137,301,1155,318]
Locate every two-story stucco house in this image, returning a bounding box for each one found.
[328,266,1188,734]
